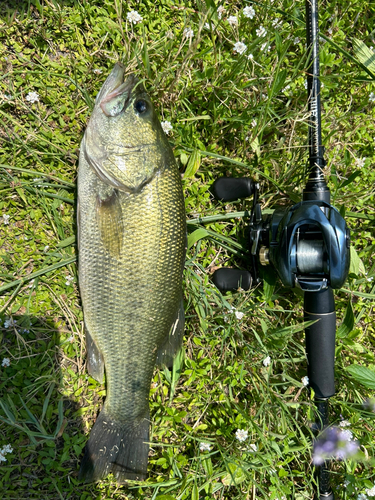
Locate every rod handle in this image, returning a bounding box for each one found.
[304,287,336,399]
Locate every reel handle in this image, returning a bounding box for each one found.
[212,268,252,292]
[211,177,255,202]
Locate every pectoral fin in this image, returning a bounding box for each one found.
[156,297,185,368]
[85,324,105,384]
[96,189,124,258]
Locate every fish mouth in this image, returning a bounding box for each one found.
[95,64,139,105]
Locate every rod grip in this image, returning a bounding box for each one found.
[304,288,336,399]
[212,268,252,292]
[211,177,254,201]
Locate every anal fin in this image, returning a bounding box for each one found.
[156,297,185,368]
[85,324,105,384]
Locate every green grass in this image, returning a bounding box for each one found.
[1,0,375,499]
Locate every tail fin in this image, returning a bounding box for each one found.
[79,407,149,483]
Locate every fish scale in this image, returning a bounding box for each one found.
[77,64,186,482]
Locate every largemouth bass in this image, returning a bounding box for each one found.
[77,63,186,483]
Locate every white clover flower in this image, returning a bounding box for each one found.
[355,157,366,168]
[2,358,10,367]
[0,444,12,463]
[1,444,13,454]
[272,18,282,29]
[366,485,375,497]
[199,442,211,452]
[2,214,10,225]
[93,69,103,74]
[301,376,309,386]
[249,443,257,452]
[357,494,368,500]
[247,53,254,60]
[65,275,74,286]
[293,37,300,44]
[263,356,271,367]
[369,92,375,102]
[43,245,49,253]
[217,6,225,20]
[339,420,351,428]
[256,25,267,37]
[1,93,13,102]
[233,41,247,55]
[183,27,194,39]
[204,22,210,30]
[161,121,173,135]
[243,6,255,19]
[235,311,244,320]
[127,10,142,25]
[33,177,43,185]
[235,429,248,442]
[261,42,271,52]
[26,91,39,103]
[227,15,238,27]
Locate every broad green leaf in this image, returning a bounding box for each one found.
[340,170,361,189]
[275,31,283,58]
[353,38,375,74]
[187,228,209,250]
[273,69,287,96]
[337,301,354,338]
[202,456,213,475]
[349,245,365,277]
[222,463,246,486]
[181,115,211,122]
[346,365,375,389]
[184,149,201,178]
[191,484,199,500]
[180,152,189,165]
[250,136,260,157]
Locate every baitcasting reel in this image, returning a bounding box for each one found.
[210,176,350,294]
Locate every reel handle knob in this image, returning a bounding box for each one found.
[212,268,252,292]
[211,177,255,201]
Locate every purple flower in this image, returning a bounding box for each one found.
[313,426,359,465]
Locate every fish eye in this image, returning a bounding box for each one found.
[135,99,147,114]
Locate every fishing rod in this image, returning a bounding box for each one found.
[209,0,350,498]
